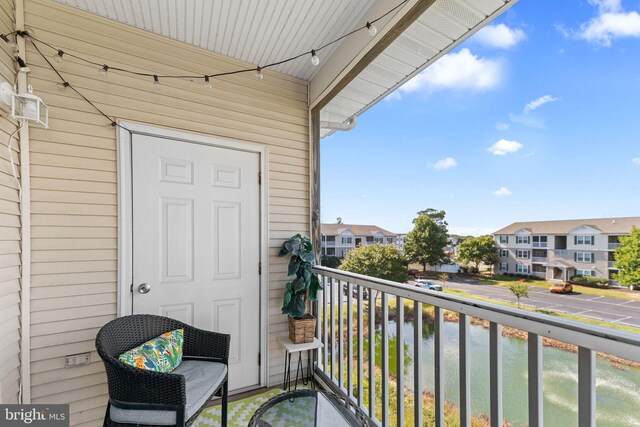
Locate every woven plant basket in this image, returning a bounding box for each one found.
[288,314,316,344]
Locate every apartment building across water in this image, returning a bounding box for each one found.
[321,224,398,258]
[493,217,640,282]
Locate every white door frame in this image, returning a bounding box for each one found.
[116,121,269,388]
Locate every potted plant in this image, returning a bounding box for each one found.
[279,234,323,343]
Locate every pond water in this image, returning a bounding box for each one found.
[390,321,640,427]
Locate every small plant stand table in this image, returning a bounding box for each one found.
[277,335,323,391]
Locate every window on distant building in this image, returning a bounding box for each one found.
[387,237,394,243]
[516,250,530,259]
[516,235,530,244]
[532,236,547,247]
[327,236,335,242]
[499,235,508,244]
[575,235,594,245]
[342,236,352,244]
[500,249,508,257]
[374,237,384,243]
[575,252,594,263]
[500,263,508,272]
[326,248,335,256]
[516,264,529,274]
[366,236,374,243]
[322,235,326,242]
[575,269,595,277]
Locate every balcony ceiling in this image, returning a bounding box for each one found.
[52,0,376,81]
[53,0,516,137]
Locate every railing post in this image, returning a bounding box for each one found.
[396,296,404,427]
[528,333,543,427]
[347,282,353,398]
[434,307,444,427]
[381,293,389,426]
[338,280,344,389]
[578,347,595,427]
[322,275,328,374]
[414,302,423,427]
[357,286,364,408]
[459,313,470,427]
[329,277,335,379]
[368,290,375,419]
[490,322,503,427]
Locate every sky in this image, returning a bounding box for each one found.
[320,0,640,236]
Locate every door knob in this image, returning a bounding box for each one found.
[138,283,151,294]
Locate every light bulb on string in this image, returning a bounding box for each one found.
[98,65,109,77]
[311,50,320,66]
[255,67,263,81]
[57,81,70,91]
[203,75,213,90]
[366,22,377,36]
[153,74,161,89]
[54,50,64,63]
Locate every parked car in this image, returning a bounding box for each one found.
[408,269,423,278]
[342,285,368,300]
[550,282,573,294]
[415,279,443,291]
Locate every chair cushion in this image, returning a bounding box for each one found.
[110,360,227,425]
[119,329,183,373]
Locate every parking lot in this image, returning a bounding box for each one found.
[420,279,640,328]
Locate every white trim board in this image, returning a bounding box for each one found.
[116,121,270,388]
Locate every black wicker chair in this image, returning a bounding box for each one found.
[96,314,230,427]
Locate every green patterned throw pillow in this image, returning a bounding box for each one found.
[119,328,184,373]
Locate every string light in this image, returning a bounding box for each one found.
[57,81,70,90]
[366,22,378,37]
[98,65,109,77]
[53,49,64,63]
[203,75,213,90]
[310,50,320,66]
[152,74,161,88]
[255,67,263,81]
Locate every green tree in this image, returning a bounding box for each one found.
[457,235,499,271]
[614,227,640,289]
[508,283,529,308]
[403,209,449,271]
[340,244,408,283]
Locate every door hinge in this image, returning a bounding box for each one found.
[258,172,261,185]
[258,262,262,275]
[258,352,261,366]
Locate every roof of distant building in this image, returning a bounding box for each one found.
[493,217,640,235]
[321,223,397,237]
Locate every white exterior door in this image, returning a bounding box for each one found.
[131,133,261,391]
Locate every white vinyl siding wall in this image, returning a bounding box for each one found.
[0,0,21,405]
[23,0,309,424]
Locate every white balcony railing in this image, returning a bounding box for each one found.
[312,266,640,427]
[531,257,547,263]
[608,261,618,268]
[532,242,548,248]
[554,249,568,257]
[608,243,621,250]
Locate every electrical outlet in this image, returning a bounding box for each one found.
[65,352,91,368]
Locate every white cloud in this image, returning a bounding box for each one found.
[496,122,511,130]
[632,157,640,165]
[474,24,526,49]
[432,157,457,170]
[571,0,640,46]
[400,48,503,94]
[493,186,512,197]
[488,139,523,156]
[524,95,559,112]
